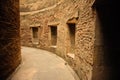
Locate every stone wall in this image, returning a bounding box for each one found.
[0,0,21,80]
[75,5,95,80]
[20,0,96,80]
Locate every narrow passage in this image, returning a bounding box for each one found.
[10,46,79,80]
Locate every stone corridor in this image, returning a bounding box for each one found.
[0,0,118,80]
[9,46,80,80]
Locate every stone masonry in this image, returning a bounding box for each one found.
[20,0,103,80]
[0,0,21,80]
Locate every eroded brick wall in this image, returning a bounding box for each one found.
[0,0,21,79]
[74,1,96,79]
[20,0,96,80]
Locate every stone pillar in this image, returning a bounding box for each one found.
[0,0,21,80]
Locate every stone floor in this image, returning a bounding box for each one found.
[9,46,80,80]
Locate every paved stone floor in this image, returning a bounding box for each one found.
[10,46,80,80]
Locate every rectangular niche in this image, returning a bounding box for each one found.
[50,26,57,47]
[68,23,76,54]
[31,27,39,44]
[32,27,38,39]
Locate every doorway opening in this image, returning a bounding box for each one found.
[50,26,57,47]
[31,27,39,44]
[68,23,76,54]
[32,27,38,38]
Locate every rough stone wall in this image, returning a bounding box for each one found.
[0,0,21,80]
[75,5,95,80]
[20,0,60,12]
[20,0,96,80]
[20,16,32,46]
[20,0,81,53]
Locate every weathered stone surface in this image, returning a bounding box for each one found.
[20,0,60,12]
[20,0,95,80]
[0,0,21,79]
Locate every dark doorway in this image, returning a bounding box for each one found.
[68,23,76,53]
[31,27,39,44]
[32,27,38,39]
[50,26,57,46]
